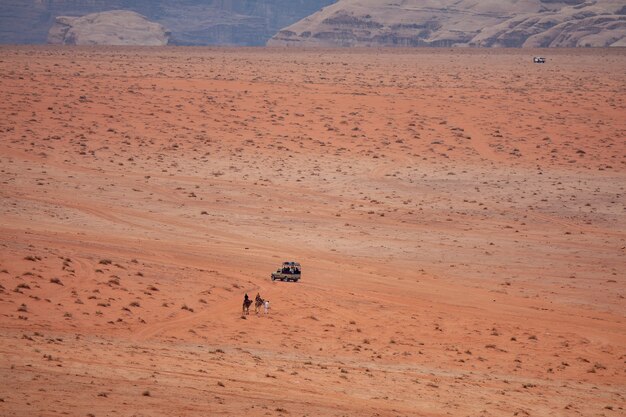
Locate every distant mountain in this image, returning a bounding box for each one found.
[48,11,170,46]
[0,0,337,45]
[268,0,626,47]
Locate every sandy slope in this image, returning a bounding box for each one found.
[0,46,625,416]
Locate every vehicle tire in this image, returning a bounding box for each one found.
[271,275,275,281]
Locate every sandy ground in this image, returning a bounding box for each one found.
[0,46,625,417]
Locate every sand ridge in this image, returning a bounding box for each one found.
[0,46,625,416]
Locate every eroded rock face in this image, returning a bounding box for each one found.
[160,0,337,46]
[268,0,626,47]
[47,10,170,46]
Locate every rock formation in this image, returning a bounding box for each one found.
[0,0,161,45]
[0,0,336,46]
[47,10,170,46]
[160,0,338,46]
[268,0,626,47]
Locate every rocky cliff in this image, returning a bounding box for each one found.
[161,0,338,46]
[0,0,336,45]
[268,0,626,47]
[47,10,170,46]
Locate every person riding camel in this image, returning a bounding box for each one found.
[242,293,253,315]
[254,292,264,314]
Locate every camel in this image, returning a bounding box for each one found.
[254,293,264,314]
[242,298,252,315]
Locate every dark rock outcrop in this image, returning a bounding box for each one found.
[47,11,170,46]
[268,0,626,47]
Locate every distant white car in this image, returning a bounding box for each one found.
[533,57,546,64]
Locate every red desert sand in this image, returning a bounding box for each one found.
[0,46,625,416]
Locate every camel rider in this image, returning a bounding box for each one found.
[255,293,262,302]
[244,293,249,303]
